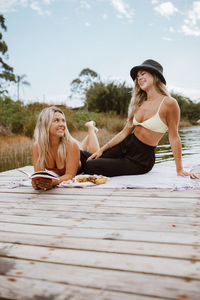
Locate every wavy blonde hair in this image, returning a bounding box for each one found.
[34,106,72,169]
[127,73,170,124]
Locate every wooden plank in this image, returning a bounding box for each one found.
[0,222,200,245]
[0,258,199,299]
[1,242,200,279]
[0,202,198,217]
[0,231,199,260]
[0,276,157,300]
[0,188,199,199]
[1,193,199,208]
[0,184,200,199]
[0,206,199,224]
[0,213,199,234]
[0,188,200,202]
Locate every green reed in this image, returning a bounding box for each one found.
[0,136,33,172]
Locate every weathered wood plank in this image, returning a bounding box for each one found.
[0,184,200,199]
[0,214,199,234]
[0,202,198,217]
[0,231,200,260]
[0,258,200,299]
[1,222,200,245]
[1,193,199,208]
[0,188,200,201]
[0,206,199,224]
[1,242,200,279]
[0,276,157,300]
[0,231,199,260]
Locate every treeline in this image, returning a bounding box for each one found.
[70,68,200,121]
[0,97,75,137]
[0,89,200,138]
[171,92,200,121]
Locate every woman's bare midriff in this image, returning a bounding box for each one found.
[133,125,165,147]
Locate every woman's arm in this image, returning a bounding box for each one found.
[166,98,183,174]
[167,98,198,178]
[32,143,43,171]
[32,143,53,190]
[54,140,80,184]
[87,121,134,160]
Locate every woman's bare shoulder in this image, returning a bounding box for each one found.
[164,96,179,110]
[32,142,39,150]
[164,95,177,103]
[66,137,80,150]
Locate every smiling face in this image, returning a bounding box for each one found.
[49,111,66,138]
[137,69,154,91]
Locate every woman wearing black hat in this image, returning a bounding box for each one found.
[83,59,198,179]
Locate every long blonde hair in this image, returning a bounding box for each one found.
[127,73,170,124]
[34,106,72,169]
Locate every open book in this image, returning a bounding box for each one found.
[30,171,60,180]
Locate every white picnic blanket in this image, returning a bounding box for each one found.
[92,163,200,190]
[8,154,200,191]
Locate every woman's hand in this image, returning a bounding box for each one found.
[177,169,199,179]
[31,178,54,190]
[87,149,103,161]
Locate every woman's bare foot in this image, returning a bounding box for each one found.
[85,121,98,132]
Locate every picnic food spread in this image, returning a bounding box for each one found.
[76,175,107,185]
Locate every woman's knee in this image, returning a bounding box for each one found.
[84,160,105,175]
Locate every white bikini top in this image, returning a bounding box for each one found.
[132,97,168,133]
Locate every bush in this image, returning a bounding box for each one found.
[73,109,102,131]
[97,112,125,133]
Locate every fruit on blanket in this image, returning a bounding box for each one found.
[95,177,107,184]
[76,175,107,185]
[76,177,88,183]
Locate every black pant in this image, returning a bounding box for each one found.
[82,133,156,177]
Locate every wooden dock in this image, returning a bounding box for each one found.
[0,166,200,300]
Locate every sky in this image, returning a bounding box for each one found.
[1,0,200,107]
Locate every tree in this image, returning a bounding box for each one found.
[0,14,15,94]
[0,96,26,133]
[70,68,100,107]
[16,74,30,100]
[171,92,200,124]
[86,81,132,115]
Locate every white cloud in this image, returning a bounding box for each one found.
[20,0,28,6]
[169,26,175,32]
[80,1,91,9]
[181,24,200,36]
[85,22,91,27]
[181,1,200,36]
[0,0,52,15]
[43,0,54,4]
[152,0,159,4]
[154,1,178,17]
[102,13,108,19]
[187,1,200,25]
[30,1,50,15]
[162,36,172,41]
[110,0,134,20]
[0,0,18,13]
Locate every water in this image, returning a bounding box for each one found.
[156,126,200,164]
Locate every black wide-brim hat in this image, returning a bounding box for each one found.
[130,59,166,85]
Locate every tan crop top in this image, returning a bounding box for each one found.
[133,97,168,133]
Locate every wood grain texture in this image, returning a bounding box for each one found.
[0,166,200,299]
